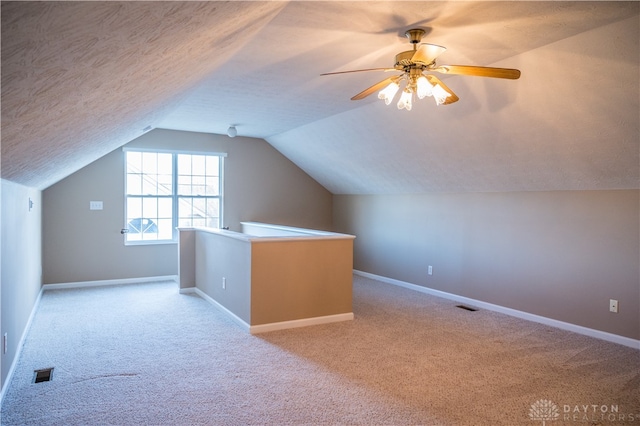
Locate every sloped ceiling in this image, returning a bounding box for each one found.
[2,1,638,193]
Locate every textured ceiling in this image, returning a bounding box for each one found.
[2,1,638,193]
[1,1,286,189]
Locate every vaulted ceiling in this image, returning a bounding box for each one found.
[2,1,638,193]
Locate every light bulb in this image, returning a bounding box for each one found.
[378,81,400,105]
[397,90,413,111]
[416,75,433,99]
[432,84,451,106]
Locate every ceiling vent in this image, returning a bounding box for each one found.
[456,305,478,312]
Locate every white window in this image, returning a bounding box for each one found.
[124,149,224,244]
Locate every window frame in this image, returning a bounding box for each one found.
[123,147,226,246]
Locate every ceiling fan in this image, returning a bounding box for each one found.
[321,29,521,110]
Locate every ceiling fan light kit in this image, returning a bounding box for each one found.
[322,28,521,111]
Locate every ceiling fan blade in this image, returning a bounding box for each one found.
[411,43,447,65]
[321,67,394,76]
[433,65,521,79]
[425,75,459,105]
[351,76,400,100]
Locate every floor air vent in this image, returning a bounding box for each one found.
[34,368,54,383]
[456,305,478,312]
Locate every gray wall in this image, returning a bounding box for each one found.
[1,180,42,389]
[195,230,252,323]
[333,190,639,340]
[43,129,332,284]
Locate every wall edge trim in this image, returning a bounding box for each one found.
[353,270,640,350]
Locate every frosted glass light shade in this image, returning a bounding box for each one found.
[416,76,433,99]
[378,82,400,105]
[397,90,413,111]
[432,84,451,105]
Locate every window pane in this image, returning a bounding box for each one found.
[178,154,191,175]
[206,177,219,195]
[127,151,142,173]
[127,215,158,240]
[179,198,193,226]
[127,174,142,195]
[158,197,172,218]
[141,152,158,175]
[192,155,206,176]
[158,153,172,174]
[206,156,219,176]
[207,199,219,216]
[193,198,206,217]
[158,173,172,195]
[192,217,206,227]
[157,218,173,240]
[142,197,158,218]
[142,176,157,195]
[193,177,206,195]
[177,196,220,229]
[127,197,142,220]
[206,199,220,227]
[178,175,192,196]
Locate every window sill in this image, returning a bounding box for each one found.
[125,240,178,247]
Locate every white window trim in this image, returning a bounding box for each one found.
[123,146,228,157]
[123,148,226,246]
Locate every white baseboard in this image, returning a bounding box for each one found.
[249,313,354,334]
[0,287,45,407]
[182,286,354,334]
[354,270,640,350]
[43,275,178,291]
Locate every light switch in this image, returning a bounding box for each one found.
[89,201,103,210]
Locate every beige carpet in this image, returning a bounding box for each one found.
[1,274,638,425]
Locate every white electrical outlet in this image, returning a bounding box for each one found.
[428,265,433,275]
[222,277,226,290]
[89,201,103,210]
[609,299,619,313]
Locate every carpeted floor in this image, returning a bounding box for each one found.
[1,275,638,425]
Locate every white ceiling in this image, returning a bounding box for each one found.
[2,1,638,193]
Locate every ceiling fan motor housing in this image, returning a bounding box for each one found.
[397,29,431,69]
[395,50,417,68]
[405,28,426,44]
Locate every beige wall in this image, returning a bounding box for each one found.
[251,238,353,324]
[333,190,640,340]
[1,180,42,388]
[42,129,333,284]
